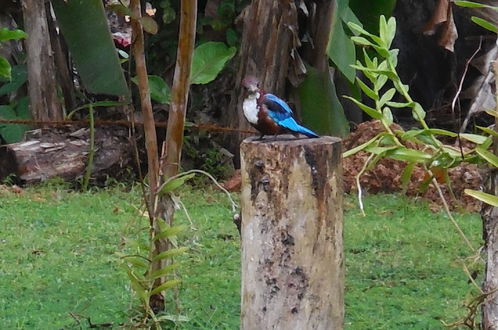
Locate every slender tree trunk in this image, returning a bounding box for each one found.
[130,0,160,205]
[149,0,197,312]
[482,59,498,329]
[21,0,62,121]
[240,136,344,329]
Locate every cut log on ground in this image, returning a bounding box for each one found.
[0,126,134,184]
[240,135,344,330]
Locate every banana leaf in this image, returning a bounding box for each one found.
[298,65,349,137]
[52,0,129,97]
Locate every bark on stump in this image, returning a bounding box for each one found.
[240,135,344,330]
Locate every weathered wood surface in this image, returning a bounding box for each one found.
[21,0,63,121]
[240,135,344,330]
[0,126,133,184]
[482,60,498,329]
[483,172,498,328]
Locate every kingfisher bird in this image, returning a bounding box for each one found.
[242,76,319,139]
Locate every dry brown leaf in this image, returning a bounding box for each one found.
[423,0,450,35]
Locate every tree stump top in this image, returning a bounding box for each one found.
[241,135,341,147]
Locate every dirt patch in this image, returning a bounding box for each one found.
[343,121,482,212]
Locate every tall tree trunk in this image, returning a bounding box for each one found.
[482,60,498,329]
[226,0,298,163]
[21,0,62,121]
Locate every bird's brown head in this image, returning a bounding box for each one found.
[242,75,260,94]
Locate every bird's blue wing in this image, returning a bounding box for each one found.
[263,94,293,115]
[278,117,319,138]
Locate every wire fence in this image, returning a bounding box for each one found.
[0,118,255,135]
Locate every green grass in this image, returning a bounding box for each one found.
[0,184,483,329]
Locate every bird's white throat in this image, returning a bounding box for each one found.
[243,92,260,124]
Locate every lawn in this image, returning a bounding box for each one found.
[0,183,483,329]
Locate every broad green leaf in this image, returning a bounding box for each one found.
[0,28,27,42]
[344,96,382,120]
[123,256,149,269]
[455,1,493,8]
[366,145,397,155]
[477,125,498,138]
[424,129,458,137]
[0,65,27,96]
[476,147,498,167]
[0,57,11,79]
[356,78,378,100]
[160,173,196,195]
[328,5,356,82]
[154,225,187,242]
[190,42,236,84]
[379,15,389,48]
[382,107,393,126]
[375,75,388,91]
[460,133,488,144]
[386,101,412,108]
[122,264,148,302]
[402,128,457,140]
[107,3,132,17]
[140,16,159,35]
[52,0,129,96]
[148,264,180,280]
[401,162,416,192]
[471,16,498,33]
[362,49,374,68]
[386,16,397,48]
[0,98,30,143]
[388,147,432,162]
[412,102,426,121]
[465,189,498,207]
[131,75,171,104]
[342,5,363,27]
[379,88,396,107]
[351,36,373,46]
[343,133,382,157]
[298,65,349,136]
[149,279,181,296]
[351,65,397,79]
[442,145,466,158]
[485,109,498,118]
[156,315,190,323]
[152,247,188,261]
[347,22,371,36]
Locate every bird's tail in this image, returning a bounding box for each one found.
[279,118,319,138]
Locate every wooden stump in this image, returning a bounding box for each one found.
[240,135,344,330]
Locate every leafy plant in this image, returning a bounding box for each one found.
[119,219,188,327]
[0,97,30,143]
[190,41,236,84]
[52,0,129,97]
[67,100,126,191]
[455,1,498,33]
[0,28,27,80]
[345,16,497,216]
[131,75,172,104]
[0,30,29,144]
